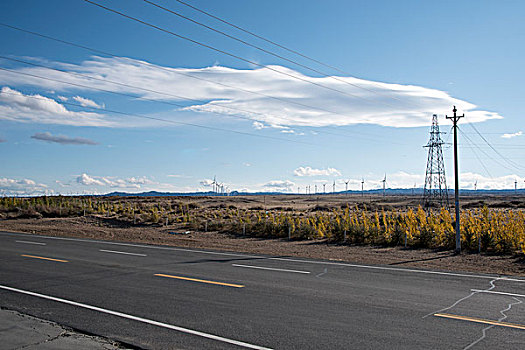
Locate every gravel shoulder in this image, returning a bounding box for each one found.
[1,217,524,276]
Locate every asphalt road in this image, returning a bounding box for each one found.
[0,230,524,349]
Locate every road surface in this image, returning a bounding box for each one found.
[0,230,524,349]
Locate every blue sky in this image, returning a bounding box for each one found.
[1,0,524,195]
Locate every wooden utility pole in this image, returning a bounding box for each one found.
[446,106,463,254]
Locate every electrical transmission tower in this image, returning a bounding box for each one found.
[423,114,449,209]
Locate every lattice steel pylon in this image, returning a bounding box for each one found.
[423,114,449,209]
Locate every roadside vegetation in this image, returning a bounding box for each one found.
[1,196,524,255]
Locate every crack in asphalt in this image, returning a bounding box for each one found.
[463,297,523,350]
[15,330,67,350]
[316,268,328,278]
[423,278,501,319]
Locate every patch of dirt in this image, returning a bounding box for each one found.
[1,216,523,276]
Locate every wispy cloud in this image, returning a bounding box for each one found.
[0,56,503,129]
[31,132,98,145]
[293,166,341,177]
[72,95,104,109]
[167,174,192,179]
[501,131,522,139]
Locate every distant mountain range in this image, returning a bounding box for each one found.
[104,188,525,197]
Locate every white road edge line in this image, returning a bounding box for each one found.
[99,249,147,257]
[265,257,525,283]
[0,284,272,350]
[232,264,310,274]
[2,231,525,283]
[470,289,525,298]
[15,240,46,246]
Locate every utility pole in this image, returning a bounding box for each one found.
[446,106,463,254]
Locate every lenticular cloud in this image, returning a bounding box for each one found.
[0,56,503,128]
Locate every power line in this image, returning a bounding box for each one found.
[172,0,408,96]
[0,23,408,144]
[142,0,411,109]
[464,117,525,171]
[458,128,493,178]
[83,0,407,110]
[458,127,517,173]
[0,90,314,146]
[0,22,396,140]
[0,56,393,144]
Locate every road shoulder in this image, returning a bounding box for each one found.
[0,307,132,350]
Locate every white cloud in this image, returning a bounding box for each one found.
[501,131,522,139]
[199,179,214,187]
[31,132,98,145]
[126,176,153,185]
[57,95,68,101]
[167,174,192,178]
[76,173,155,189]
[380,172,424,189]
[0,177,48,195]
[352,171,524,191]
[76,173,105,186]
[252,121,266,130]
[263,180,295,191]
[294,166,341,177]
[460,173,524,190]
[72,95,104,109]
[0,86,114,127]
[0,56,503,129]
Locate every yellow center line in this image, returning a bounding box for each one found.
[21,254,68,263]
[154,273,244,288]
[434,313,525,330]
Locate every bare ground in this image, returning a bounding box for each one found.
[1,216,523,277]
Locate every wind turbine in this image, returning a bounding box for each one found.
[474,179,477,191]
[315,184,318,194]
[361,178,365,197]
[333,180,336,194]
[323,183,326,194]
[515,179,518,194]
[211,176,217,193]
[381,174,387,197]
